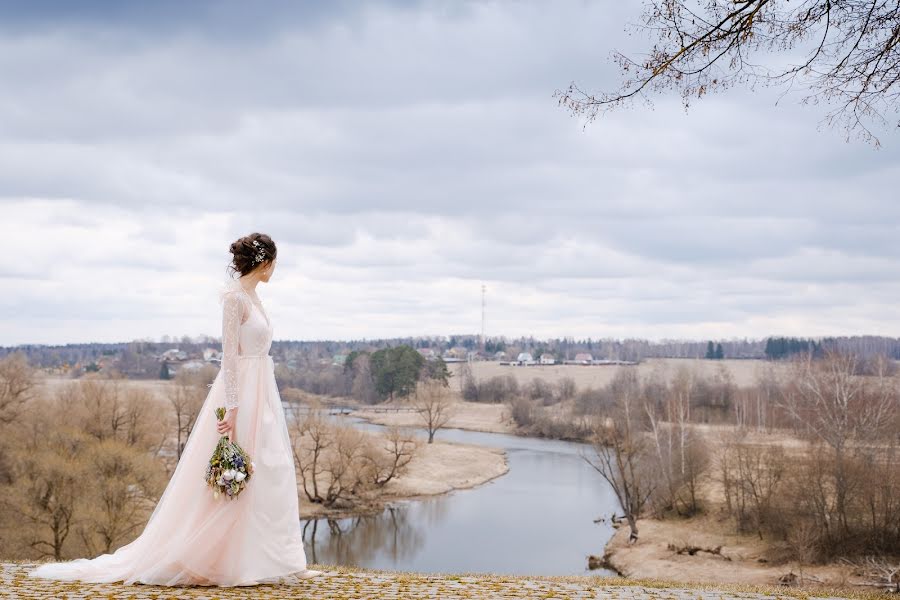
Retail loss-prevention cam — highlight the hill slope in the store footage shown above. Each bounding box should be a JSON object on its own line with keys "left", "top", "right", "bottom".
{"left": 3, "top": 561, "right": 870, "bottom": 600}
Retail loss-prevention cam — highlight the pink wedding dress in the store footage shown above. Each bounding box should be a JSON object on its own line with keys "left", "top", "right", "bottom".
{"left": 27, "top": 279, "right": 313, "bottom": 587}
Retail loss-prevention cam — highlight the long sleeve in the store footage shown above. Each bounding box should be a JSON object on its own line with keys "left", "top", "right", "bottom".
{"left": 221, "top": 290, "right": 244, "bottom": 410}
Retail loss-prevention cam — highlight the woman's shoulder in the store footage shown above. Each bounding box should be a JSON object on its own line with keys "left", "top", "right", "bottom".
{"left": 218, "top": 279, "right": 249, "bottom": 306}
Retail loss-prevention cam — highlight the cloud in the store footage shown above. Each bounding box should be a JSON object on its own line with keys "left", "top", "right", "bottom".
{"left": 1, "top": 0, "right": 898, "bottom": 345}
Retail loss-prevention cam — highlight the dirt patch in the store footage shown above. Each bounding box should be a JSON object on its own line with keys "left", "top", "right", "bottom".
{"left": 353, "top": 399, "right": 516, "bottom": 435}
{"left": 603, "top": 515, "right": 852, "bottom": 588}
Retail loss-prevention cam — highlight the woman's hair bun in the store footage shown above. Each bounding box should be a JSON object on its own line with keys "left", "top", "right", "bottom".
{"left": 227, "top": 232, "right": 277, "bottom": 277}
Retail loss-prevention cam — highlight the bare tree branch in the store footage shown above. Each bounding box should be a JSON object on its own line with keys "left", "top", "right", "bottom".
{"left": 557, "top": 0, "right": 900, "bottom": 145}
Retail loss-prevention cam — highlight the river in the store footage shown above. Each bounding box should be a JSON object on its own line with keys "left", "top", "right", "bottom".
{"left": 299, "top": 415, "right": 621, "bottom": 576}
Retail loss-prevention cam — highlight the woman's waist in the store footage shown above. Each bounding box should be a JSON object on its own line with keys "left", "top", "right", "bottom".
{"left": 238, "top": 353, "right": 272, "bottom": 359}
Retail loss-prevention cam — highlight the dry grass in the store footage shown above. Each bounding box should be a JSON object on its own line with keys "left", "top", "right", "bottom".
{"left": 599, "top": 516, "right": 897, "bottom": 596}
{"left": 353, "top": 399, "right": 515, "bottom": 434}
{"left": 452, "top": 358, "right": 784, "bottom": 389}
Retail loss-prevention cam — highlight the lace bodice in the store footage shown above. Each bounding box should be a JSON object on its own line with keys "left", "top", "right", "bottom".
{"left": 219, "top": 279, "right": 274, "bottom": 409}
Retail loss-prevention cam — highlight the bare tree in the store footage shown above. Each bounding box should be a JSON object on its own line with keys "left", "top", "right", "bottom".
{"left": 458, "top": 361, "right": 474, "bottom": 396}
{"left": 718, "top": 435, "right": 786, "bottom": 538}
{"left": 557, "top": 377, "right": 577, "bottom": 402}
{"left": 168, "top": 377, "right": 206, "bottom": 459}
{"left": 557, "top": 1, "right": 900, "bottom": 144}
{"left": 0, "top": 352, "right": 36, "bottom": 425}
{"left": 350, "top": 353, "right": 378, "bottom": 405}
{"left": 290, "top": 404, "right": 421, "bottom": 508}
{"left": 321, "top": 426, "right": 367, "bottom": 505}
{"left": 73, "top": 378, "right": 126, "bottom": 442}
{"left": 363, "top": 426, "right": 420, "bottom": 487}
{"left": 77, "top": 439, "right": 163, "bottom": 555}
{"left": 290, "top": 405, "right": 333, "bottom": 504}
{"left": 582, "top": 367, "right": 657, "bottom": 543}
{"left": 842, "top": 556, "right": 900, "bottom": 592}
{"left": 6, "top": 430, "right": 89, "bottom": 559}
{"left": 643, "top": 368, "right": 709, "bottom": 516}
{"left": 415, "top": 380, "right": 454, "bottom": 444}
{"left": 778, "top": 352, "right": 899, "bottom": 539}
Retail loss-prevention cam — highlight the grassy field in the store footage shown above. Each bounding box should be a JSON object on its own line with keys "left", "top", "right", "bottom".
{"left": 36, "top": 375, "right": 174, "bottom": 403}
{"left": 452, "top": 358, "right": 784, "bottom": 389}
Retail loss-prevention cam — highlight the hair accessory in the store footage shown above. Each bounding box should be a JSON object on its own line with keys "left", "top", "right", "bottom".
{"left": 251, "top": 239, "right": 267, "bottom": 265}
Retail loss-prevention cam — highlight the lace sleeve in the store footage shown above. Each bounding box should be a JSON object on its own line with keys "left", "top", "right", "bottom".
{"left": 221, "top": 290, "right": 245, "bottom": 410}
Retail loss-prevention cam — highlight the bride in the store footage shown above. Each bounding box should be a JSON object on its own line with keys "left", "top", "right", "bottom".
{"left": 27, "top": 233, "right": 322, "bottom": 587}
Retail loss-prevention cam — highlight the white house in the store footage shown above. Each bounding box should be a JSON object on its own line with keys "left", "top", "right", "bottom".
{"left": 540, "top": 354, "right": 555, "bottom": 365}
{"left": 574, "top": 352, "right": 593, "bottom": 364}
{"left": 417, "top": 348, "right": 437, "bottom": 360}
{"left": 516, "top": 352, "right": 534, "bottom": 365}
{"left": 160, "top": 348, "right": 188, "bottom": 362}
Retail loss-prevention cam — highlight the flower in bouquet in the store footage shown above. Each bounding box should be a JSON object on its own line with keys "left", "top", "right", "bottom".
{"left": 205, "top": 406, "right": 255, "bottom": 500}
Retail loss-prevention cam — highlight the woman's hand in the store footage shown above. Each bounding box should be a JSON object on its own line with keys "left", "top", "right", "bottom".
{"left": 217, "top": 407, "right": 238, "bottom": 441}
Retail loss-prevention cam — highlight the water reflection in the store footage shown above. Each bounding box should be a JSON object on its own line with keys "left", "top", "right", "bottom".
{"left": 299, "top": 415, "right": 621, "bottom": 576}
{"left": 304, "top": 504, "right": 428, "bottom": 566}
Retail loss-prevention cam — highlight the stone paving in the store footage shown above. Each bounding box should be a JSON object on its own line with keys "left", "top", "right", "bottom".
{"left": 2, "top": 562, "right": 861, "bottom": 600}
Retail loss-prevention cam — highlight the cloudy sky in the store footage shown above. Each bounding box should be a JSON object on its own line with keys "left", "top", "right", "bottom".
{"left": 2, "top": 0, "right": 898, "bottom": 346}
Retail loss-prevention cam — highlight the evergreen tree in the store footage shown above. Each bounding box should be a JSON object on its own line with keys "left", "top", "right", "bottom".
{"left": 714, "top": 343, "right": 724, "bottom": 360}
{"left": 705, "top": 341, "right": 715, "bottom": 359}
{"left": 370, "top": 345, "right": 425, "bottom": 401}
{"left": 422, "top": 356, "right": 452, "bottom": 387}
{"left": 159, "top": 362, "right": 171, "bottom": 380}
{"left": 764, "top": 336, "right": 821, "bottom": 360}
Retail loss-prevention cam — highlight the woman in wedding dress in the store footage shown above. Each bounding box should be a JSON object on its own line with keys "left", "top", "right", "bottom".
{"left": 27, "top": 233, "right": 321, "bottom": 587}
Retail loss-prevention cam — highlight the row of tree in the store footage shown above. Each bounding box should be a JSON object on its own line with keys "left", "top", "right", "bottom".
{"left": 12, "top": 336, "right": 900, "bottom": 381}
{"left": 764, "top": 337, "right": 822, "bottom": 360}
{"left": 342, "top": 346, "right": 450, "bottom": 404}
{"left": 585, "top": 353, "right": 900, "bottom": 562}
{"left": 0, "top": 351, "right": 459, "bottom": 561}
{"left": 704, "top": 341, "right": 724, "bottom": 360}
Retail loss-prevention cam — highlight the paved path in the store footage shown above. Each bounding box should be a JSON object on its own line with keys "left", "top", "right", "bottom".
{"left": 2, "top": 562, "right": 855, "bottom": 600}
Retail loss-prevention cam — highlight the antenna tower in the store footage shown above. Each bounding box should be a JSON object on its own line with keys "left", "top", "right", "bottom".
{"left": 481, "top": 283, "right": 486, "bottom": 351}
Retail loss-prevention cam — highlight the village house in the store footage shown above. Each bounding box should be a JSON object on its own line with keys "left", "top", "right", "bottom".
{"left": 417, "top": 348, "right": 438, "bottom": 360}
{"left": 573, "top": 352, "right": 593, "bottom": 364}
{"left": 160, "top": 348, "right": 188, "bottom": 362}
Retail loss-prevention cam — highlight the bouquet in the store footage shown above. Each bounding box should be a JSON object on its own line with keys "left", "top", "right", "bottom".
{"left": 205, "top": 406, "right": 255, "bottom": 500}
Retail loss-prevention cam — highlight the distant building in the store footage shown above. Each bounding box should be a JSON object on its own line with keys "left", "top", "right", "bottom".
{"left": 332, "top": 354, "right": 348, "bottom": 366}
{"left": 516, "top": 352, "right": 534, "bottom": 365}
{"left": 574, "top": 352, "right": 593, "bottom": 364}
{"left": 540, "top": 354, "right": 556, "bottom": 365}
{"left": 417, "top": 348, "right": 438, "bottom": 360}
{"left": 494, "top": 351, "right": 507, "bottom": 361}
{"left": 180, "top": 360, "right": 207, "bottom": 372}
{"left": 203, "top": 348, "right": 223, "bottom": 363}
{"left": 160, "top": 348, "right": 188, "bottom": 362}
{"left": 163, "top": 359, "right": 206, "bottom": 377}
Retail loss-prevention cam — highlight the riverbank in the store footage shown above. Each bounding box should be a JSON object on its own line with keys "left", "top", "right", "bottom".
{"left": 298, "top": 437, "right": 509, "bottom": 520}
{"left": 602, "top": 515, "right": 855, "bottom": 588}
{"left": 351, "top": 398, "right": 516, "bottom": 434}
{"left": 6, "top": 560, "right": 875, "bottom": 600}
